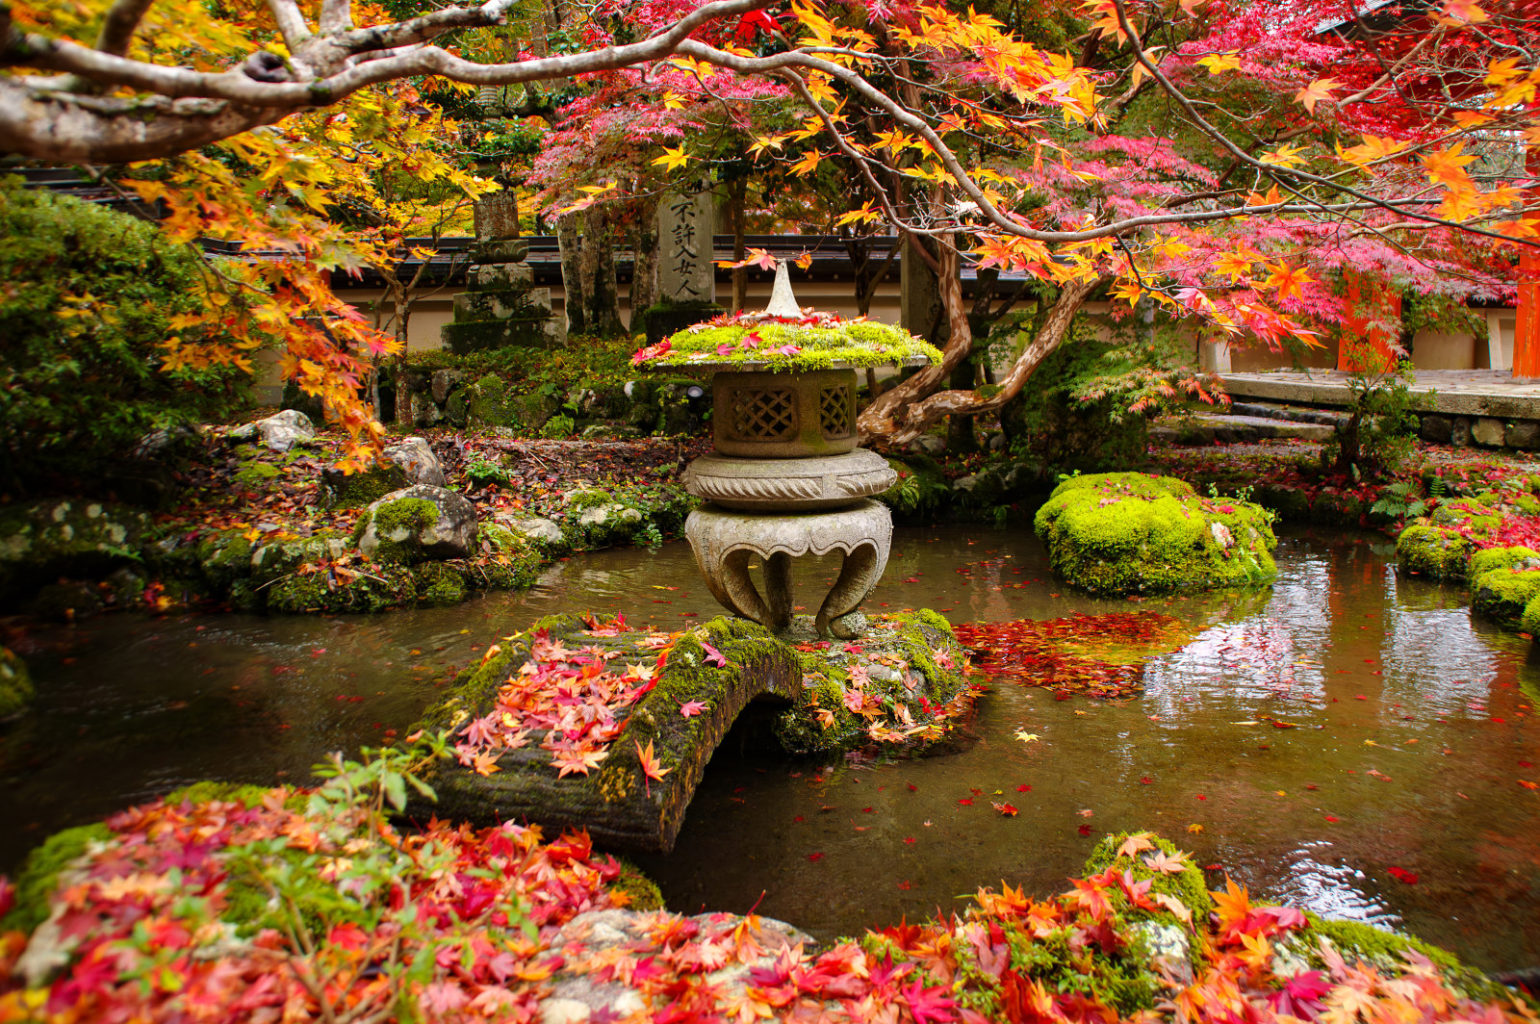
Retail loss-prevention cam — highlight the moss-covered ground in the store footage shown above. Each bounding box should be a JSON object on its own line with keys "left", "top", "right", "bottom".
{"left": 0, "top": 427, "right": 709, "bottom": 621}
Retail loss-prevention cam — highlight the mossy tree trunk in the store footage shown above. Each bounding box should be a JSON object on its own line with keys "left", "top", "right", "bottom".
{"left": 628, "top": 192, "right": 660, "bottom": 332}
{"left": 727, "top": 177, "right": 747, "bottom": 312}
{"left": 580, "top": 206, "right": 624, "bottom": 338}
{"left": 557, "top": 212, "right": 586, "bottom": 336}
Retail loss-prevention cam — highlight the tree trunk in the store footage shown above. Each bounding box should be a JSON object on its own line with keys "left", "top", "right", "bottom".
{"left": 557, "top": 213, "right": 586, "bottom": 336}
{"left": 728, "top": 178, "right": 747, "bottom": 312}
{"left": 859, "top": 275, "right": 1099, "bottom": 446}
{"left": 584, "top": 205, "right": 624, "bottom": 337}
{"left": 944, "top": 357, "right": 978, "bottom": 453}
{"left": 628, "top": 193, "right": 660, "bottom": 331}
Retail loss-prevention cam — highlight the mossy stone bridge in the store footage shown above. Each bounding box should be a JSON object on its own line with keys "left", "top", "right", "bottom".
{"left": 413, "top": 611, "right": 967, "bottom": 853}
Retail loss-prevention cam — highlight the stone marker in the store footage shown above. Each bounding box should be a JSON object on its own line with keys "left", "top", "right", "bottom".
{"left": 658, "top": 185, "right": 715, "bottom": 304}
{"left": 645, "top": 184, "right": 723, "bottom": 345}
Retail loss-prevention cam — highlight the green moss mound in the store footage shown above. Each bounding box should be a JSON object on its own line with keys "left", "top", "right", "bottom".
{"left": 2, "top": 822, "right": 113, "bottom": 933}
{"left": 1281, "top": 913, "right": 1512, "bottom": 1003}
{"left": 1471, "top": 568, "right": 1540, "bottom": 627}
{"left": 644, "top": 316, "right": 942, "bottom": 372}
{"left": 1033, "top": 473, "right": 1278, "bottom": 596}
{"left": 1396, "top": 524, "right": 1474, "bottom": 580}
{"left": 266, "top": 562, "right": 419, "bottom": 615}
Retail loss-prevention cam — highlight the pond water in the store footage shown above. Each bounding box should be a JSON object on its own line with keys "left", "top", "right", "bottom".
{"left": 3, "top": 526, "right": 1538, "bottom": 974}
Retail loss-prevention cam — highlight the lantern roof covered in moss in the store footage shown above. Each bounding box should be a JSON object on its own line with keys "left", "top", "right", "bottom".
{"left": 634, "top": 263, "right": 939, "bottom": 373}
{"left": 632, "top": 309, "right": 941, "bottom": 373}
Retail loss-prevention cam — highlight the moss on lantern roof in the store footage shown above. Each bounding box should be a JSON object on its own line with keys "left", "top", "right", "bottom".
{"left": 631, "top": 311, "right": 942, "bottom": 372}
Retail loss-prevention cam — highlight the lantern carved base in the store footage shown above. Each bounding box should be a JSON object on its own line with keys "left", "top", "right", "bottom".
{"left": 684, "top": 500, "right": 893, "bottom": 639}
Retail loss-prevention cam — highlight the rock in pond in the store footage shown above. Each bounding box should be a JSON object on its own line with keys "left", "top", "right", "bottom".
{"left": 354, "top": 485, "right": 479, "bottom": 563}
{"left": 226, "top": 409, "right": 315, "bottom": 452}
{"left": 1033, "top": 473, "right": 1277, "bottom": 595}
{"left": 496, "top": 515, "right": 564, "bottom": 547}
{"left": 412, "top": 610, "right": 975, "bottom": 852}
{"left": 0, "top": 646, "right": 33, "bottom": 717}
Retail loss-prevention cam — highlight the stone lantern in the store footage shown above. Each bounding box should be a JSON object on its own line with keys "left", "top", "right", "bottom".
{"left": 636, "top": 265, "right": 938, "bottom": 638}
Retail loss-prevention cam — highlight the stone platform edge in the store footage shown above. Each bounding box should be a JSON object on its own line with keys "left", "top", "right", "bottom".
{"left": 1220, "top": 375, "right": 1540, "bottom": 450}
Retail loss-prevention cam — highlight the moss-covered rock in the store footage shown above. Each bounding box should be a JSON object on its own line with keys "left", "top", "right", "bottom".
{"left": 1471, "top": 568, "right": 1540, "bottom": 627}
{"left": 233, "top": 460, "right": 281, "bottom": 487}
{"left": 0, "top": 500, "right": 151, "bottom": 602}
{"left": 413, "top": 562, "right": 469, "bottom": 606}
{"left": 197, "top": 531, "right": 254, "bottom": 590}
{"left": 321, "top": 462, "right": 409, "bottom": 509}
{"left": 266, "top": 563, "right": 419, "bottom": 615}
{"left": 1468, "top": 545, "right": 1540, "bottom": 581}
{"left": 466, "top": 373, "right": 514, "bottom": 427}
{"left": 2, "top": 821, "right": 113, "bottom": 933}
{"left": 1033, "top": 473, "right": 1277, "bottom": 596}
{"left": 1395, "top": 524, "right": 1473, "bottom": 580}
{"left": 354, "top": 486, "right": 479, "bottom": 564}
{"left": 1276, "top": 913, "right": 1512, "bottom": 1004}
{"left": 249, "top": 534, "right": 349, "bottom": 587}
{"left": 0, "top": 645, "right": 33, "bottom": 717}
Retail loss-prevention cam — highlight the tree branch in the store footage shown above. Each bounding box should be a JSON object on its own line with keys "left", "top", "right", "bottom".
{"left": 93, "top": 0, "right": 157, "bottom": 57}
{"left": 0, "top": 0, "right": 771, "bottom": 162}
{"left": 266, "top": 0, "right": 313, "bottom": 50}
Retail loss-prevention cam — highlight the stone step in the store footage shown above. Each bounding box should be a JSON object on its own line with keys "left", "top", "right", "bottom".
{"left": 1228, "top": 401, "right": 1346, "bottom": 427}
{"left": 1151, "top": 413, "right": 1336, "bottom": 445}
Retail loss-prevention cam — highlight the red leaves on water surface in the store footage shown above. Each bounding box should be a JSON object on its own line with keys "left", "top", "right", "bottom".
{"left": 1388, "top": 865, "right": 1420, "bottom": 885}
{"left": 953, "top": 612, "right": 1189, "bottom": 699}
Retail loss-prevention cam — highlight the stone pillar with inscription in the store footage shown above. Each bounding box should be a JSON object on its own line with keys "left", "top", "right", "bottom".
{"left": 442, "top": 192, "right": 566, "bottom": 353}
{"left": 644, "top": 184, "right": 724, "bottom": 345}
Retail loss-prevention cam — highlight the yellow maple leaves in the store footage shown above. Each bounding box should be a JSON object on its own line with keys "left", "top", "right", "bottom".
{"left": 652, "top": 146, "right": 690, "bottom": 172}
{"left": 1197, "top": 52, "right": 1242, "bottom": 75}
{"left": 1294, "top": 77, "right": 1339, "bottom": 114}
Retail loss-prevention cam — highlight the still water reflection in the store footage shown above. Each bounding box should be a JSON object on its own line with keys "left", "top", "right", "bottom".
{"left": 3, "top": 527, "right": 1537, "bottom": 972}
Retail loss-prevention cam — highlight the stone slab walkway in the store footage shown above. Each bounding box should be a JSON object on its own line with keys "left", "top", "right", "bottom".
{"left": 1151, "top": 413, "right": 1335, "bottom": 445}
{"left": 1222, "top": 369, "right": 1540, "bottom": 420}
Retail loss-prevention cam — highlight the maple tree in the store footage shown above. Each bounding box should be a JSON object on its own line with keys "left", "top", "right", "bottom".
{"left": 5, "top": 0, "right": 1538, "bottom": 450}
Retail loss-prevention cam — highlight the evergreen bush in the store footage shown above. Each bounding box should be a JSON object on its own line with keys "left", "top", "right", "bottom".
{"left": 0, "top": 181, "right": 253, "bottom": 491}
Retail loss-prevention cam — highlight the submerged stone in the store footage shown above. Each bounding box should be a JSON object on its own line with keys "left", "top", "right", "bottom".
{"left": 1033, "top": 473, "right": 1277, "bottom": 596}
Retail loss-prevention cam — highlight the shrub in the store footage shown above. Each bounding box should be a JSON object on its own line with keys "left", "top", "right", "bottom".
{"left": 0, "top": 181, "right": 253, "bottom": 492}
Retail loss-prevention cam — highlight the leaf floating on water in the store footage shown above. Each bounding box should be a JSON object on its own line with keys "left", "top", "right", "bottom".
{"left": 1015, "top": 731, "right": 1041, "bottom": 744}
{"left": 953, "top": 612, "right": 1191, "bottom": 700}
{"left": 992, "top": 802, "right": 1019, "bottom": 817}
